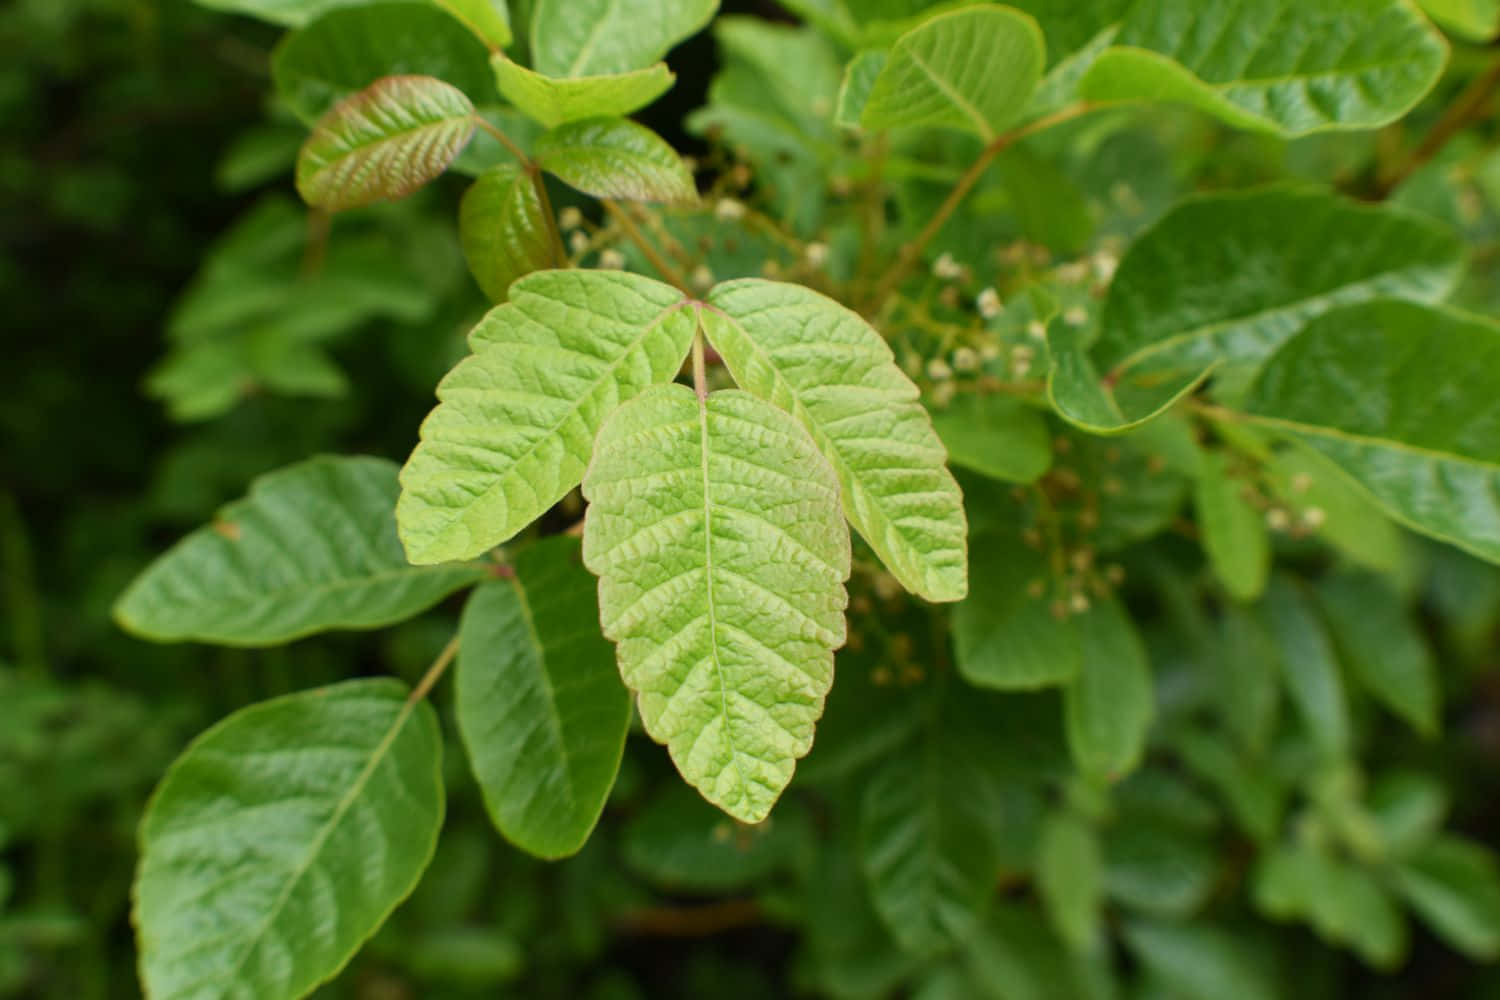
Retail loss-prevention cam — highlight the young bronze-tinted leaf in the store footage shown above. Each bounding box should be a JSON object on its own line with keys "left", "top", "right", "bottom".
{"left": 456, "top": 538, "right": 628, "bottom": 859}
{"left": 1064, "top": 598, "right": 1153, "bottom": 780}
{"left": 1258, "top": 575, "right": 1351, "bottom": 759}
{"left": 530, "top": 0, "right": 718, "bottom": 77}
{"left": 114, "top": 456, "right": 482, "bottom": 645}
{"left": 431, "top": 0, "right": 511, "bottom": 48}
{"left": 1086, "top": 189, "right": 1465, "bottom": 424}
{"left": 582, "top": 385, "right": 851, "bottom": 823}
{"left": 703, "top": 279, "right": 968, "bottom": 603}
{"left": 954, "top": 531, "right": 1080, "bottom": 690}
{"left": 534, "top": 118, "right": 697, "bottom": 203}
{"left": 459, "top": 164, "right": 555, "bottom": 303}
{"left": 296, "top": 76, "right": 476, "bottom": 212}
{"left": 1392, "top": 835, "right": 1500, "bottom": 959}
{"left": 860, "top": 5, "right": 1046, "bottom": 140}
{"left": 135, "top": 679, "right": 444, "bottom": 1000}
{"left": 1244, "top": 301, "right": 1500, "bottom": 566}
{"left": 398, "top": 271, "right": 694, "bottom": 564}
{"left": 931, "top": 394, "right": 1052, "bottom": 485}
{"left": 1317, "top": 572, "right": 1439, "bottom": 736}
{"left": 1194, "top": 451, "right": 1269, "bottom": 602}
{"left": 492, "top": 55, "right": 675, "bottom": 129}
{"left": 272, "top": 3, "right": 497, "bottom": 123}
{"left": 1420, "top": 0, "right": 1500, "bottom": 40}
{"left": 1081, "top": 0, "right": 1448, "bottom": 136}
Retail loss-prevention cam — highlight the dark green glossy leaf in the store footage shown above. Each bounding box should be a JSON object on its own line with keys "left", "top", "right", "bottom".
{"left": 1065, "top": 598, "right": 1153, "bottom": 780}
{"left": 115, "top": 456, "right": 483, "bottom": 645}
{"left": 135, "top": 679, "right": 444, "bottom": 1000}
{"left": 954, "top": 531, "right": 1080, "bottom": 690}
{"left": 931, "top": 394, "right": 1052, "bottom": 485}
{"left": 456, "top": 538, "right": 629, "bottom": 859}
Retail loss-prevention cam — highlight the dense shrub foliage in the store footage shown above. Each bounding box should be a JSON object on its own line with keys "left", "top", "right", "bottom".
{"left": 7, "top": 0, "right": 1500, "bottom": 997}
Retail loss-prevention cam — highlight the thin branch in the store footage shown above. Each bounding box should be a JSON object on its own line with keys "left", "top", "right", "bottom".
{"left": 869, "top": 103, "right": 1095, "bottom": 307}
{"left": 408, "top": 634, "right": 461, "bottom": 705}
{"left": 614, "top": 899, "right": 763, "bottom": 936}
{"left": 1377, "top": 54, "right": 1500, "bottom": 198}
{"left": 472, "top": 115, "right": 532, "bottom": 166}
{"left": 603, "top": 199, "right": 691, "bottom": 292}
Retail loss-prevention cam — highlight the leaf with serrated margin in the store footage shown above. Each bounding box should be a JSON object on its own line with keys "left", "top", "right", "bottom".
{"left": 1082, "top": 0, "right": 1448, "bottom": 136}
{"left": 704, "top": 279, "right": 967, "bottom": 602}
{"left": 456, "top": 537, "right": 629, "bottom": 859}
{"left": 860, "top": 5, "right": 1045, "bottom": 140}
{"left": 272, "top": 3, "right": 498, "bottom": 124}
{"left": 398, "top": 270, "right": 696, "bottom": 564}
{"left": 1050, "top": 188, "right": 1465, "bottom": 432}
{"left": 1243, "top": 300, "right": 1500, "bottom": 566}
{"left": 535, "top": 117, "right": 697, "bottom": 203}
{"left": 493, "top": 55, "right": 675, "bottom": 129}
{"left": 582, "top": 385, "right": 851, "bottom": 823}
{"left": 134, "top": 679, "right": 444, "bottom": 1000}
{"left": 531, "top": 0, "right": 718, "bottom": 77}
{"left": 459, "top": 164, "right": 556, "bottom": 303}
{"left": 296, "top": 75, "right": 476, "bottom": 212}
{"left": 114, "top": 456, "right": 483, "bottom": 645}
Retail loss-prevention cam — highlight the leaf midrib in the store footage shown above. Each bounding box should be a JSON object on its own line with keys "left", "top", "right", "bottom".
{"left": 900, "top": 43, "right": 995, "bottom": 141}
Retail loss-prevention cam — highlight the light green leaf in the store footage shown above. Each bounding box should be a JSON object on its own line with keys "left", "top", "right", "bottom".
{"left": 431, "top": 0, "right": 512, "bottom": 48}
{"left": 115, "top": 457, "right": 482, "bottom": 646}
{"left": 272, "top": 3, "right": 498, "bottom": 124}
{"left": 1245, "top": 301, "right": 1500, "bottom": 566}
{"left": 703, "top": 279, "right": 968, "bottom": 603}
{"left": 859, "top": 697, "right": 1012, "bottom": 954}
{"left": 456, "top": 537, "right": 629, "bottom": 859}
{"left": 954, "top": 530, "right": 1080, "bottom": 690}
{"left": 398, "top": 270, "right": 695, "bottom": 564}
{"left": 1392, "top": 835, "right": 1500, "bottom": 959}
{"left": 582, "top": 385, "right": 851, "bottom": 823}
{"left": 1037, "top": 811, "right": 1103, "bottom": 952}
{"left": 1194, "top": 451, "right": 1269, "bottom": 602}
{"left": 1075, "top": 189, "right": 1465, "bottom": 430}
{"left": 1065, "top": 598, "right": 1153, "bottom": 780}
{"left": 1316, "top": 571, "right": 1439, "bottom": 736}
{"left": 1420, "top": 0, "right": 1500, "bottom": 40}
{"left": 1258, "top": 575, "right": 1351, "bottom": 759}
{"left": 835, "top": 50, "right": 888, "bottom": 129}
{"left": 135, "top": 679, "right": 444, "bottom": 1000}
{"left": 492, "top": 55, "right": 675, "bottom": 129}
{"left": 1081, "top": 0, "right": 1448, "bottom": 136}
{"left": 860, "top": 5, "right": 1046, "bottom": 140}
{"left": 534, "top": 117, "right": 697, "bottom": 203}
{"left": 931, "top": 394, "right": 1052, "bottom": 484}
{"left": 296, "top": 75, "right": 477, "bottom": 212}
{"left": 531, "top": 0, "right": 718, "bottom": 77}
{"left": 1254, "top": 846, "right": 1408, "bottom": 967}
{"left": 1266, "top": 445, "right": 1406, "bottom": 574}
{"left": 459, "top": 164, "right": 557, "bottom": 303}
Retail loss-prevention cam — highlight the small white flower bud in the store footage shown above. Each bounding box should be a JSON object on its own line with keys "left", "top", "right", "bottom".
{"left": 926, "top": 358, "right": 953, "bottom": 381}
{"left": 1302, "top": 507, "right": 1327, "bottom": 530}
{"left": 1063, "top": 306, "right": 1089, "bottom": 327}
{"left": 977, "top": 287, "right": 1002, "bottom": 318}
{"left": 715, "top": 197, "right": 746, "bottom": 221}
{"left": 558, "top": 207, "right": 583, "bottom": 231}
{"left": 952, "top": 347, "right": 980, "bottom": 372}
{"left": 933, "top": 252, "right": 963, "bottom": 280}
{"left": 598, "top": 248, "right": 626, "bottom": 270}
{"left": 804, "top": 242, "right": 829, "bottom": 267}
{"left": 568, "top": 231, "right": 589, "bottom": 255}
{"left": 691, "top": 265, "right": 714, "bottom": 290}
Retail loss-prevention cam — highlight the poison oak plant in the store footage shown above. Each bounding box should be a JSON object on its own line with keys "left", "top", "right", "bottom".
{"left": 109, "top": 0, "right": 1500, "bottom": 997}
